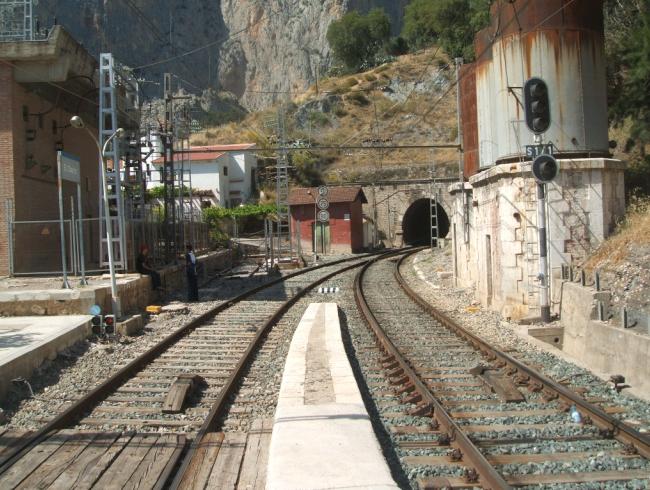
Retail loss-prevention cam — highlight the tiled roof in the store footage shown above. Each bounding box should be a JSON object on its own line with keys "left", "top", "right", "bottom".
{"left": 152, "top": 143, "right": 255, "bottom": 164}
{"left": 194, "top": 144, "right": 256, "bottom": 151}
{"left": 289, "top": 186, "right": 367, "bottom": 205}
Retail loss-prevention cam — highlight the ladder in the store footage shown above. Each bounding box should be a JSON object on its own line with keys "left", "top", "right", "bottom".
{"left": 274, "top": 106, "right": 292, "bottom": 258}
{"left": 523, "top": 182, "right": 540, "bottom": 310}
{"left": 429, "top": 185, "right": 439, "bottom": 248}
{"left": 98, "top": 53, "right": 127, "bottom": 270}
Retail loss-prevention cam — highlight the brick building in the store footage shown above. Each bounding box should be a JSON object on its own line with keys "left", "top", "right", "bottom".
{"left": 289, "top": 186, "right": 367, "bottom": 254}
{"left": 0, "top": 27, "right": 137, "bottom": 275}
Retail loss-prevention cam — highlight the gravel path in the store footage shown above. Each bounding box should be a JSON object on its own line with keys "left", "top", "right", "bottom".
{"left": 403, "top": 248, "right": 650, "bottom": 434}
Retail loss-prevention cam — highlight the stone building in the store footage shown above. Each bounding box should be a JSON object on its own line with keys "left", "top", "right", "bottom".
{"left": 451, "top": 0, "right": 625, "bottom": 320}
{"left": 0, "top": 26, "right": 138, "bottom": 275}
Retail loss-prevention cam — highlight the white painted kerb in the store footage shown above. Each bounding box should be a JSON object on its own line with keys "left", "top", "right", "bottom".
{"left": 266, "top": 303, "right": 398, "bottom": 490}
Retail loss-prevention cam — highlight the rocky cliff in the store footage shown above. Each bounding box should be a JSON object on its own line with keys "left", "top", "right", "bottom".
{"left": 36, "top": 0, "right": 408, "bottom": 110}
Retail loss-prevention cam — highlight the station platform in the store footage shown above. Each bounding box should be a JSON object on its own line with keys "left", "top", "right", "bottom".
{"left": 0, "top": 250, "right": 232, "bottom": 317}
{"left": 0, "top": 315, "right": 91, "bottom": 398}
{"left": 267, "top": 303, "right": 399, "bottom": 490}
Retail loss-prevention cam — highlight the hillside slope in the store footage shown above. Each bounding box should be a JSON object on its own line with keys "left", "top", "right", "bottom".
{"left": 37, "top": 0, "right": 408, "bottom": 110}
{"left": 191, "top": 48, "right": 460, "bottom": 184}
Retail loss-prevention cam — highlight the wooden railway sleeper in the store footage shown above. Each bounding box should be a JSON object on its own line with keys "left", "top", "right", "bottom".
{"left": 449, "top": 448, "right": 463, "bottom": 462}
{"left": 396, "top": 382, "right": 415, "bottom": 395}
{"left": 402, "top": 391, "right": 422, "bottom": 405}
{"left": 408, "top": 403, "right": 432, "bottom": 417}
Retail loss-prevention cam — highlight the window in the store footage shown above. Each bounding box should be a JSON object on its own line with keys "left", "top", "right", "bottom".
{"left": 344, "top": 213, "right": 351, "bottom": 221}
{"left": 223, "top": 165, "right": 228, "bottom": 176}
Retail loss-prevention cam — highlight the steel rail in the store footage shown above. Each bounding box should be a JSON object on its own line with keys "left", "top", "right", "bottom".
{"left": 354, "top": 250, "right": 511, "bottom": 490}
{"left": 0, "top": 253, "right": 379, "bottom": 477}
{"left": 394, "top": 250, "right": 650, "bottom": 460}
{"left": 167, "top": 251, "right": 400, "bottom": 488}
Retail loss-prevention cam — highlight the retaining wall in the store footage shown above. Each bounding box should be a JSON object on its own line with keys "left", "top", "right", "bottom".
{"left": 560, "top": 281, "right": 650, "bottom": 397}
{"left": 0, "top": 250, "right": 233, "bottom": 317}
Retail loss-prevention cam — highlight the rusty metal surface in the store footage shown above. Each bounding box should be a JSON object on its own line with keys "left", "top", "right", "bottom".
{"left": 459, "top": 63, "right": 479, "bottom": 179}
{"left": 473, "top": 0, "right": 609, "bottom": 168}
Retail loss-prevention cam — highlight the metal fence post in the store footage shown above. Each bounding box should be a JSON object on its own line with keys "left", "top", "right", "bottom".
{"left": 6, "top": 199, "right": 14, "bottom": 276}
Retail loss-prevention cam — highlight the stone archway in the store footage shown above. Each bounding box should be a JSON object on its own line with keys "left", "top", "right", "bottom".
{"left": 402, "top": 198, "right": 450, "bottom": 245}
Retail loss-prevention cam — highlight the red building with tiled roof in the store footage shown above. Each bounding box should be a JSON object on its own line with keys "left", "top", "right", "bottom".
{"left": 289, "top": 186, "right": 367, "bottom": 254}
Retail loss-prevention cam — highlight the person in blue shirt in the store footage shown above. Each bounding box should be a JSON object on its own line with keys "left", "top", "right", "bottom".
{"left": 185, "top": 243, "right": 199, "bottom": 302}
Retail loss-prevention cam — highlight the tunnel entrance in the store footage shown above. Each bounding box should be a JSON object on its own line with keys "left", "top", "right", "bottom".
{"left": 402, "top": 198, "right": 450, "bottom": 246}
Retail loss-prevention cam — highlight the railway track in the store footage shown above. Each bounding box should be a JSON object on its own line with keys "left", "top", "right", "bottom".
{"left": 0, "top": 253, "right": 384, "bottom": 489}
{"left": 353, "top": 250, "right": 650, "bottom": 489}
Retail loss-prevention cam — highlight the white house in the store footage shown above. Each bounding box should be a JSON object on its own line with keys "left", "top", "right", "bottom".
{"left": 151, "top": 144, "right": 257, "bottom": 208}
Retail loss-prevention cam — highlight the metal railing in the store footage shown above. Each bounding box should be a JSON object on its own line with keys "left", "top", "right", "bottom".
{"left": 7, "top": 205, "right": 213, "bottom": 278}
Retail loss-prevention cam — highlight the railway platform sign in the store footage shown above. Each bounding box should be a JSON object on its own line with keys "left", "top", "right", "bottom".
{"left": 525, "top": 143, "right": 554, "bottom": 158}
{"left": 317, "top": 210, "right": 330, "bottom": 222}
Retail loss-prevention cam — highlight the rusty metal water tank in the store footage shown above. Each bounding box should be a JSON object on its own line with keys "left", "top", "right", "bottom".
{"left": 474, "top": 0, "right": 608, "bottom": 168}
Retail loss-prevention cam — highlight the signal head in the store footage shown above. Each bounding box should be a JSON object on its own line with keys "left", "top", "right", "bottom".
{"left": 532, "top": 154, "right": 559, "bottom": 183}
{"left": 524, "top": 77, "right": 551, "bottom": 134}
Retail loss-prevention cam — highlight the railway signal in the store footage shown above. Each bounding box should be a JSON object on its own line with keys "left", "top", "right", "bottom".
{"left": 532, "top": 154, "right": 559, "bottom": 183}
{"left": 104, "top": 315, "right": 116, "bottom": 335}
{"left": 524, "top": 77, "right": 551, "bottom": 134}
{"left": 91, "top": 315, "right": 103, "bottom": 335}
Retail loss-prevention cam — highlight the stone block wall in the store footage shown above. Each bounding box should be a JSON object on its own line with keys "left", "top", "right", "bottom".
{"left": 561, "top": 281, "right": 650, "bottom": 399}
{"left": 450, "top": 158, "right": 625, "bottom": 319}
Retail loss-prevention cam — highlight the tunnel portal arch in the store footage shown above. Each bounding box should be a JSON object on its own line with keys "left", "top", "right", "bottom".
{"left": 402, "top": 198, "right": 450, "bottom": 246}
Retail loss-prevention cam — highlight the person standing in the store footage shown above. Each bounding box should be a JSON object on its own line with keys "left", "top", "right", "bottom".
{"left": 185, "top": 243, "right": 199, "bottom": 302}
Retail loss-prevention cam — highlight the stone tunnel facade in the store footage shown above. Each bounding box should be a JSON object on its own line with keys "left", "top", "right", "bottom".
{"left": 346, "top": 179, "right": 457, "bottom": 248}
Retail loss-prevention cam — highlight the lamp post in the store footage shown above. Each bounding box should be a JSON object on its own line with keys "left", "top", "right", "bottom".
{"left": 70, "top": 116, "right": 124, "bottom": 319}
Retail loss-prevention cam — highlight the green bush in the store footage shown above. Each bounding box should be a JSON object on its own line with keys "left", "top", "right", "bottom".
{"left": 327, "top": 8, "right": 392, "bottom": 72}
{"left": 308, "top": 111, "right": 330, "bottom": 127}
{"left": 346, "top": 91, "right": 370, "bottom": 106}
{"left": 334, "top": 106, "right": 349, "bottom": 117}
{"left": 402, "top": 0, "right": 490, "bottom": 60}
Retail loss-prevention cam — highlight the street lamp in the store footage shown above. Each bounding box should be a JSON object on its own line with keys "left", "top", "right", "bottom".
{"left": 70, "top": 116, "right": 124, "bottom": 318}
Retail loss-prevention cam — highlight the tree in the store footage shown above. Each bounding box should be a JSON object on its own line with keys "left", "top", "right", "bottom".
{"left": 402, "top": 0, "right": 490, "bottom": 60}
{"left": 327, "top": 9, "right": 392, "bottom": 71}
{"left": 605, "top": 0, "right": 650, "bottom": 195}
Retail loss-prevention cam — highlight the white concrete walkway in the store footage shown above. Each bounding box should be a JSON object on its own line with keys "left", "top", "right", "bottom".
{"left": 266, "top": 303, "right": 399, "bottom": 490}
{"left": 0, "top": 316, "right": 91, "bottom": 398}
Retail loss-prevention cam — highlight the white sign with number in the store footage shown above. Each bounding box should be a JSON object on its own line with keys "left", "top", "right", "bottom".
{"left": 317, "top": 197, "right": 329, "bottom": 210}
{"left": 317, "top": 210, "right": 330, "bottom": 222}
{"left": 318, "top": 185, "right": 328, "bottom": 197}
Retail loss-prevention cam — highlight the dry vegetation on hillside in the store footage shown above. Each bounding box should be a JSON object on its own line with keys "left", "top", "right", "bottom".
{"left": 191, "top": 49, "right": 460, "bottom": 184}
{"left": 582, "top": 197, "right": 650, "bottom": 323}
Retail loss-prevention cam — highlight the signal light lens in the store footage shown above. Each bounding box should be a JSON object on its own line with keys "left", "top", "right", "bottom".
{"left": 104, "top": 315, "right": 116, "bottom": 335}
{"left": 532, "top": 154, "right": 559, "bottom": 183}
{"left": 91, "top": 315, "right": 103, "bottom": 335}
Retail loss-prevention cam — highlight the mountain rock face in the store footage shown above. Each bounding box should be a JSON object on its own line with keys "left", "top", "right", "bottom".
{"left": 35, "top": 0, "right": 408, "bottom": 110}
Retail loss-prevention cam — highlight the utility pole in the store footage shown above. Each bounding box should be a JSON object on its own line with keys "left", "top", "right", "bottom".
{"left": 455, "top": 57, "right": 464, "bottom": 183}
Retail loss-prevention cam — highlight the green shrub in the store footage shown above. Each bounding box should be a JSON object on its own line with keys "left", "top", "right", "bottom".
{"left": 347, "top": 91, "right": 370, "bottom": 106}
{"left": 327, "top": 8, "right": 392, "bottom": 71}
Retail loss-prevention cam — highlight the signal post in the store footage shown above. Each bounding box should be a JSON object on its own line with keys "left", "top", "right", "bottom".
{"left": 524, "top": 77, "right": 559, "bottom": 323}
